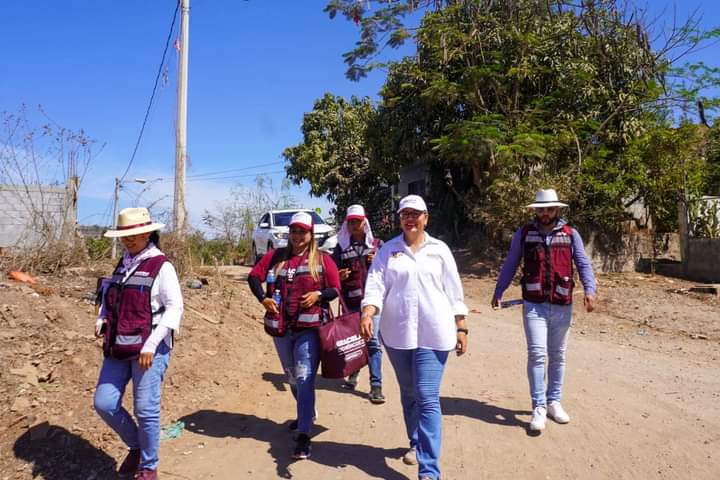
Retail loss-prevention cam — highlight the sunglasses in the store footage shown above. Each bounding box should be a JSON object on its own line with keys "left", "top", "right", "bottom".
{"left": 535, "top": 207, "right": 558, "bottom": 213}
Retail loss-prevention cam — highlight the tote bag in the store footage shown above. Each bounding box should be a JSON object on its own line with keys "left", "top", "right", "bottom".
{"left": 318, "top": 294, "right": 368, "bottom": 379}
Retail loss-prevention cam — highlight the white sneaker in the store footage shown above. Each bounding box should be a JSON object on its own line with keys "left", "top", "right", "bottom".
{"left": 547, "top": 401, "right": 570, "bottom": 424}
{"left": 530, "top": 406, "right": 547, "bottom": 431}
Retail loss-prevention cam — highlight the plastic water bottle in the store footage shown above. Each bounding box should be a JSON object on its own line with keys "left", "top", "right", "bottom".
{"left": 266, "top": 270, "right": 281, "bottom": 307}
{"left": 272, "top": 289, "right": 282, "bottom": 307}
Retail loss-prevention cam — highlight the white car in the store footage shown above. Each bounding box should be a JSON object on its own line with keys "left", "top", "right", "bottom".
{"left": 251, "top": 209, "right": 337, "bottom": 263}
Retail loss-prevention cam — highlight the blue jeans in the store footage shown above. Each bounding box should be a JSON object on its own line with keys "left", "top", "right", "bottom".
{"left": 523, "top": 301, "right": 572, "bottom": 408}
{"left": 386, "top": 346, "right": 449, "bottom": 480}
{"left": 273, "top": 328, "right": 320, "bottom": 435}
{"left": 94, "top": 342, "right": 171, "bottom": 471}
{"left": 367, "top": 315, "right": 383, "bottom": 386}
{"left": 350, "top": 315, "right": 383, "bottom": 386}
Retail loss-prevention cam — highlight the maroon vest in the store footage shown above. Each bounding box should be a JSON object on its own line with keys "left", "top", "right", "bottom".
{"left": 264, "top": 252, "right": 327, "bottom": 336}
{"left": 103, "top": 255, "right": 167, "bottom": 359}
{"left": 521, "top": 224, "right": 574, "bottom": 305}
{"left": 338, "top": 239, "right": 380, "bottom": 311}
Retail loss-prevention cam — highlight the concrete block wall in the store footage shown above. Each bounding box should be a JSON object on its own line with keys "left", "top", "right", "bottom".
{"left": 0, "top": 184, "right": 76, "bottom": 248}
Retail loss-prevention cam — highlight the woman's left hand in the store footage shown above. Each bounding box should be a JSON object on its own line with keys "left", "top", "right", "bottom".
{"left": 139, "top": 352, "right": 154, "bottom": 370}
{"left": 299, "top": 291, "right": 320, "bottom": 309}
{"left": 456, "top": 332, "right": 468, "bottom": 356}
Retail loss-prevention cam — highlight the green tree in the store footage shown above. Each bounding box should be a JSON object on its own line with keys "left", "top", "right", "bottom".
{"left": 327, "top": 0, "right": 720, "bottom": 242}
{"left": 707, "top": 125, "right": 720, "bottom": 195}
{"left": 624, "top": 123, "right": 709, "bottom": 233}
{"left": 283, "top": 94, "right": 396, "bottom": 230}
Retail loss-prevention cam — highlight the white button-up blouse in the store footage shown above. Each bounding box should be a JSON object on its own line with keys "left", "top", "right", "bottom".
{"left": 362, "top": 233, "right": 468, "bottom": 351}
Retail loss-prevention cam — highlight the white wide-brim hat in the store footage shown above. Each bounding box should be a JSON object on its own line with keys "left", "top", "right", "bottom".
{"left": 104, "top": 207, "right": 165, "bottom": 238}
{"left": 526, "top": 189, "right": 568, "bottom": 209}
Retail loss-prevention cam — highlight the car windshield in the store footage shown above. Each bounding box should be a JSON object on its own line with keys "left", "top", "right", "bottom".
{"left": 273, "top": 211, "right": 326, "bottom": 227}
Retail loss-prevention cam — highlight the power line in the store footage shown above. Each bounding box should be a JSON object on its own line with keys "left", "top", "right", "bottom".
{"left": 187, "top": 161, "right": 284, "bottom": 178}
{"left": 153, "top": 162, "right": 287, "bottom": 182}
{"left": 185, "top": 161, "right": 285, "bottom": 179}
{"left": 186, "top": 170, "right": 286, "bottom": 183}
{"left": 118, "top": 1, "right": 180, "bottom": 184}
{"left": 154, "top": 169, "right": 286, "bottom": 183}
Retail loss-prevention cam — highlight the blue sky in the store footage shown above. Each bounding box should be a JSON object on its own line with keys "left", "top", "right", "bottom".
{"left": 1, "top": 1, "right": 719, "bottom": 231}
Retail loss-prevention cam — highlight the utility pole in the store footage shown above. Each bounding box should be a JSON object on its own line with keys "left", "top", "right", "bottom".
{"left": 174, "top": 0, "right": 190, "bottom": 237}
{"left": 111, "top": 177, "right": 120, "bottom": 259}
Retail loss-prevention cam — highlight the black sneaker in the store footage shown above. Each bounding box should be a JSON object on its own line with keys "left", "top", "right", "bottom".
{"left": 288, "top": 420, "right": 298, "bottom": 432}
{"left": 342, "top": 371, "right": 359, "bottom": 390}
{"left": 292, "top": 433, "right": 311, "bottom": 460}
{"left": 368, "top": 385, "right": 386, "bottom": 404}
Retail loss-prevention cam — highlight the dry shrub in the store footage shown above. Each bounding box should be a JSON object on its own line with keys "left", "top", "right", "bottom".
{"left": 0, "top": 240, "right": 89, "bottom": 276}
{"left": 159, "top": 233, "right": 195, "bottom": 277}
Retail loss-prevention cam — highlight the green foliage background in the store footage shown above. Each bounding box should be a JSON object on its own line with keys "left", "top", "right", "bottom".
{"left": 285, "top": 0, "right": 720, "bottom": 246}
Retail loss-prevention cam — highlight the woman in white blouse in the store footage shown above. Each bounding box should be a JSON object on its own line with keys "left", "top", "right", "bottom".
{"left": 93, "top": 208, "right": 183, "bottom": 480}
{"left": 361, "top": 195, "right": 468, "bottom": 480}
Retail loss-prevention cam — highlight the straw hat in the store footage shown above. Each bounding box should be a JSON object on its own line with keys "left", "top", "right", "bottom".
{"left": 104, "top": 207, "right": 165, "bottom": 238}
{"left": 526, "top": 189, "right": 568, "bottom": 209}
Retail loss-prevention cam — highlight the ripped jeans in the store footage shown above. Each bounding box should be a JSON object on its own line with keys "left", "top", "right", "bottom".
{"left": 273, "top": 328, "right": 320, "bottom": 435}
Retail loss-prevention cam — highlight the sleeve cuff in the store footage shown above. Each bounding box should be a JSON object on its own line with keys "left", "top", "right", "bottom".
{"left": 360, "top": 298, "right": 382, "bottom": 314}
{"left": 452, "top": 302, "right": 469, "bottom": 316}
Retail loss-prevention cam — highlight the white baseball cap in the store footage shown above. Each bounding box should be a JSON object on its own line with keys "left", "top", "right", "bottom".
{"left": 345, "top": 204, "right": 366, "bottom": 221}
{"left": 289, "top": 211, "right": 313, "bottom": 231}
{"left": 397, "top": 194, "right": 427, "bottom": 213}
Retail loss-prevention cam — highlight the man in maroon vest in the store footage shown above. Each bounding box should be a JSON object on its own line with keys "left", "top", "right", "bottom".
{"left": 492, "top": 189, "right": 597, "bottom": 432}
{"left": 332, "top": 204, "right": 385, "bottom": 404}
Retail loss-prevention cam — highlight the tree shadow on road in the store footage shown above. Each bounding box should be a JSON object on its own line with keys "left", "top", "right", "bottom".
{"left": 441, "top": 396, "right": 533, "bottom": 433}
{"left": 180, "top": 409, "right": 408, "bottom": 479}
{"left": 13, "top": 422, "right": 117, "bottom": 480}
{"left": 262, "top": 371, "right": 369, "bottom": 400}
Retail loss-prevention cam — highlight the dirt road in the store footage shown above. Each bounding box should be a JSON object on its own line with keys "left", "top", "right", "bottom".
{"left": 2, "top": 265, "right": 719, "bottom": 479}
{"left": 156, "top": 270, "right": 720, "bottom": 480}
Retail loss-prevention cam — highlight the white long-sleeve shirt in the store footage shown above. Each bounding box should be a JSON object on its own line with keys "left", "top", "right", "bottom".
{"left": 97, "top": 245, "right": 183, "bottom": 353}
{"left": 362, "top": 233, "right": 468, "bottom": 351}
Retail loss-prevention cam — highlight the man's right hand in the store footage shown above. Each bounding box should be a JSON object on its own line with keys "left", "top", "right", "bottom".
{"left": 262, "top": 298, "right": 279, "bottom": 314}
{"left": 491, "top": 296, "right": 501, "bottom": 309}
{"left": 339, "top": 268, "right": 351, "bottom": 281}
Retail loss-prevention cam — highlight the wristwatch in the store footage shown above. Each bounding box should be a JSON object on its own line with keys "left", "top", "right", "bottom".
{"left": 457, "top": 328, "right": 469, "bottom": 335}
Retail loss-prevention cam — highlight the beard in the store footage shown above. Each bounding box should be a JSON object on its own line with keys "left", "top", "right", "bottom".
{"left": 537, "top": 214, "right": 557, "bottom": 226}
